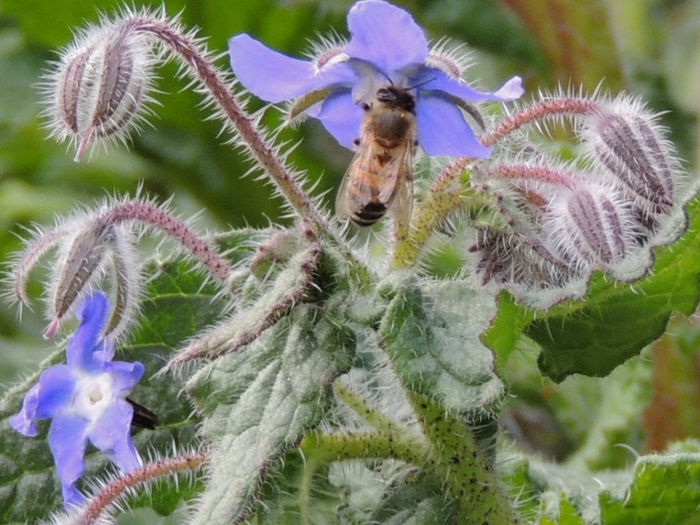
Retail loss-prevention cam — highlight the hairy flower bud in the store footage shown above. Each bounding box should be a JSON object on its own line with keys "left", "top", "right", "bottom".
{"left": 45, "top": 20, "right": 156, "bottom": 160}
{"left": 470, "top": 228, "right": 578, "bottom": 287}
{"left": 580, "top": 97, "right": 681, "bottom": 216}
{"left": 544, "top": 184, "right": 632, "bottom": 269}
{"left": 48, "top": 223, "right": 114, "bottom": 337}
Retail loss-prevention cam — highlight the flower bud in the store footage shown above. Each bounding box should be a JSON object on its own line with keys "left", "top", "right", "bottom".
{"left": 469, "top": 228, "right": 576, "bottom": 289}
{"left": 544, "top": 183, "right": 632, "bottom": 269}
{"left": 46, "top": 21, "right": 155, "bottom": 160}
{"left": 48, "top": 223, "right": 114, "bottom": 337}
{"left": 581, "top": 98, "right": 680, "bottom": 215}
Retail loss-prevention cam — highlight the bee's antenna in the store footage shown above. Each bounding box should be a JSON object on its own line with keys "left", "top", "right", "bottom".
{"left": 378, "top": 70, "right": 394, "bottom": 86}
{"left": 406, "top": 76, "right": 436, "bottom": 90}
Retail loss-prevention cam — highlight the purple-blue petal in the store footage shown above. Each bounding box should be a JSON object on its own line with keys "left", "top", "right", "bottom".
{"left": 35, "top": 365, "right": 76, "bottom": 419}
{"left": 89, "top": 399, "right": 140, "bottom": 472}
{"left": 416, "top": 93, "right": 492, "bottom": 157}
{"left": 10, "top": 384, "right": 41, "bottom": 437}
{"left": 49, "top": 413, "right": 88, "bottom": 506}
{"left": 66, "top": 291, "right": 110, "bottom": 371}
{"left": 230, "top": 34, "right": 356, "bottom": 103}
{"left": 316, "top": 91, "right": 364, "bottom": 150}
{"left": 345, "top": 0, "right": 428, "bottom": 72}
{"left": 419, "top": 71, "right": 524, "bottom": 102}
{"left": 103, "top": 360, "right": 145, "bottom": 395}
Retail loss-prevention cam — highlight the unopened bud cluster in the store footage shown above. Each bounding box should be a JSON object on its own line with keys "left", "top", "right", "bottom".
{"left": 469, "top": 94, "right": 692, "bottom": 307}
{"left": 6, "top": 196, "right": 232, "bottom": 340}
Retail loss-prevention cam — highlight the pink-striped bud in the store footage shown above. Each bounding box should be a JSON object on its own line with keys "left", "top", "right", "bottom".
{"left": 544, "top": 184, "right": 633, "bottom": 269}
{"left": 469, "top": 228, "right": 578, "bottom": 289}
{"left": 580, "top": 97, "right": 681, "bottom": 215}
{"left": 45, "top": 20, "right": 155, "bottom": 160}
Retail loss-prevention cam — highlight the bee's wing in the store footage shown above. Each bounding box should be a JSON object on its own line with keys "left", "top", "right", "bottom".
{"left": 379, "top": 135, "right": 416, "bottom": 229}
{"left": 335, "top": 136, "right": 375, "bottom": 220}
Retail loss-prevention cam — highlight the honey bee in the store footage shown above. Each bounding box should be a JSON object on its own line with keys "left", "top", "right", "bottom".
{"left": 335, "top": 85, "right": 418, "bottom": 227}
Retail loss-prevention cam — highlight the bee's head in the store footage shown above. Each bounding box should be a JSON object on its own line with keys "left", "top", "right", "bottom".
{"left": 376, "top": 86, "right": 416, "bottom": 113}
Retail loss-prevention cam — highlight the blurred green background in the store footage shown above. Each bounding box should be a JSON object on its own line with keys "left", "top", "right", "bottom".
{"left": 0, "top": 0, "right": 698, "bottom": 522}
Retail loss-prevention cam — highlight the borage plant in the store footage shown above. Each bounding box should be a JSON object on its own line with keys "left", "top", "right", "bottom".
{"left": 2, "top": 1, "right": 700, "bottom": 524}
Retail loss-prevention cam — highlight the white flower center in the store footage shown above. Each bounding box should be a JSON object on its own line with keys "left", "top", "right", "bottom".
{"left": 72, "top": 372, "right": 116, "bottom": 422}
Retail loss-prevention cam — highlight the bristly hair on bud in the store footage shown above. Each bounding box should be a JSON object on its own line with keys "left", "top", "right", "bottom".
{"left": 426, "top": 37, "right": 474, "bottom": 80}
{"left": 543, "top": 180, "right": 636, "bottom": 270}
{"left": 42, "top": 9, "right": 159, "bottom": 161}
{"left": 4, "top": 192, "right": 234, "bottom": 340}
{"left": 577, "top": 93, "right": 687, "bottom": 219}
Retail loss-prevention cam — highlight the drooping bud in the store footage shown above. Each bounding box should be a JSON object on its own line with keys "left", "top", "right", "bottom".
{"left": 544, "top": 183, "right": 632, "bottom": 269}
{"left": 469, "top": 227, "right": 578, "bottom": 290}
{"left": 47, "top": 222, "right": 114, "bottom": 337}
{"left": 45, "top": 20, "right": 156, "bottom": 161}
{"left": 7, "top": 194, "right": 234, "bottom": 339}
{"left": 580, "top": 97, "right": 681, "bottom": 215}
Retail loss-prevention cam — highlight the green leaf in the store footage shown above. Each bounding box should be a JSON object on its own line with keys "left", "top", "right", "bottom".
{"left": 186, "top": 304, "right": 353, "bottom": 524}
{"left": 0, "top": 259, "right": 225, "bottom": 522}
{"left": 378, "top": 273, "right": 505, "bottom": 415}
{"left": 243, "top": 450, "right": 344, "bottom": 524}
{"left": 501, "top": 441, "right": 700, "bottom": 524}
{"left": 600, "top": 440, "right": 700, "bottom": 524}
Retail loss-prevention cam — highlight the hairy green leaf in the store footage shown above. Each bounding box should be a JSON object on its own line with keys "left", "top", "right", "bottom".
{"left": 485, "top": 201, "right": 700, "bottom": 383}
{"left": 187, "top": 303, "right": 353, "bottom": 524}
{"left": 600, "top": 440, "right": 700, "bottom": 525}
{"left": 502, "top": 440, "right": 700, "bottom": 524}
{"left": 378, "top": 273, "right": 505, "bottom": 416}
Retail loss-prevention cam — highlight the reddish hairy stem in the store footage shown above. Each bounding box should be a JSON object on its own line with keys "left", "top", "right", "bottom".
{"left": 488, "top": 164, "right": 578, "bottom": 190}
{"left": 78, "top": 451, "right": 209, "bottom": 525}
{"left": 124, "top": 18, "right": 325, "bottom": 231}
{"left": 118, "top": 17, "right": 372, "bottom": 278}
{"left": 98, "top": 201, "right": 232, "bottom": 283}
{"left": 481, "top": 98, "right": 599, "bottom": 147}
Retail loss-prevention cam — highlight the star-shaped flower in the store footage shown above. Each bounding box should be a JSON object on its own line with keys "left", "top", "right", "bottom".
{"left": 229, "top": 0, "right": 523, "bottom": 157}
{"left": 10, "top": 291, "right": 144, "bottom": 506}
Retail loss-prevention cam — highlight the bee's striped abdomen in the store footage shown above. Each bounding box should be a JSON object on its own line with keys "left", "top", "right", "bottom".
{"left": 351, "top": 201, "right": 387, "bottom": 225}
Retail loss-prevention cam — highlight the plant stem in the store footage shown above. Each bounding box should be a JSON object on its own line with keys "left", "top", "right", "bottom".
{"left": 409, "top": 393, "right": 519, "bottom": 524}
{"left": 99, "top": 200, "right": 233, "bottom": 284}
{"left": 128, "top": 18, "right": 321, "bottom": 226}
{"left": 122, "top": 16, "right": 372, "bottom": 278}
{"left": 79, "top": 451, "right": 209, "bottom": 524}
{"left": 480, "top": 98, "right": 598, "bottom": 147}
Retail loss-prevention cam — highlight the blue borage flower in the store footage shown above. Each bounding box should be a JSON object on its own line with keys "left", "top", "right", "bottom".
{"left": 229, "top": 0, "right": 524, "bottom": 157}
{"left": 10, "top": 292, "right": 144, "bottom": 506}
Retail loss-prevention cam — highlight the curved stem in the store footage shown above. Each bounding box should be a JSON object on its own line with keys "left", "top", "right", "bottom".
{"left": 78, "top": 451, "right": 209, "bottom": 525}
{"left": 299, "top": 431, "right": 426, "bottom": 471}
{"left": 98, "top": 200, "right": 233, "bottom": 284}
{"left": 121, "top": 16, "right": 371, "bottom": 278}
{"left": 408, "top": 393, "right": 518, "bottom": 524}
{"left": 125, "top": 18, "right": 321, "bottom": 226}
{"left": 481, "top": 98, "right": 599, "bottom": 147}
{"left": 392, "top": 98, "right": 602, "bottom": 270}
